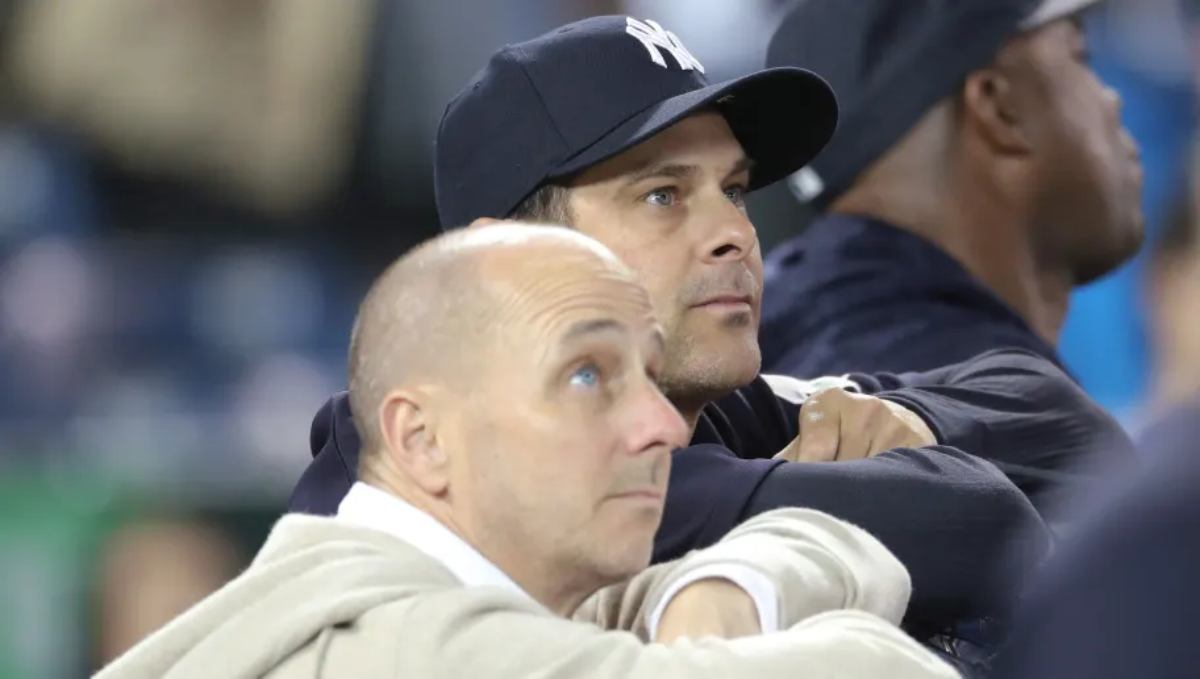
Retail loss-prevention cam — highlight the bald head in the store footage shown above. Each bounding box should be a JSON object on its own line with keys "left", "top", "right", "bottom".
{"left": 349, "top": 223, "right": 633, "bottom": 469}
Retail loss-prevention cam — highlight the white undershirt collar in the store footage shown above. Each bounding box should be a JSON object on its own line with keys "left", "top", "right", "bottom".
{"left": 336, "top": 482, "right": 532, "bottom": 603}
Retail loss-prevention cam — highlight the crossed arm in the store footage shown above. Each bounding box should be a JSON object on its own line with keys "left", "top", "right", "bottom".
{"left": 390, "top": 509, "right": 957, "bottom": 679}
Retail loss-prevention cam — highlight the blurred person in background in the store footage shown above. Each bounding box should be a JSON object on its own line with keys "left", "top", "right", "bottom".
{"left": 1145, "top": 168, "right": 1200, "bottom": 416}
{"left": 761, "top": 0, "right": 1144, "bottom": 378}
{"left": 96, "top": 224, "right": 956, "bottom": 679}
{"left": 94, "top": 518, "right": 243, "bottom": 666}
{"left": 291, "top": 14, "right": 1138, "bottom": 673}
{"left": 5, "top": 0, "right": 373, "bottom": 214}
{"left": 994, "top": 394, "right": 1200, "bottom": 679}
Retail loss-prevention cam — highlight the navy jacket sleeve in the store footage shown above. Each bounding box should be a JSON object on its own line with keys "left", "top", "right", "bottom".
{"left": 674, "top": 378, "right": 1049, "bottom": 626}
{"left": 742, "top": 447, "right": 1047, "bottom": 624}
{"left": 842, "top": 348, "right": 1136, "bottom": 524}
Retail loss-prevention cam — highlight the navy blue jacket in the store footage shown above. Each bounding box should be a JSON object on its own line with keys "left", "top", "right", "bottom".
{"left": 761, "top": 214, "right": 1064, "bottom": 377}
{"left": 996, "top": 400, "right": 1200, "bottom": 679}
{"left": 291, "top": 349, "right": 1131, "bottom": 629}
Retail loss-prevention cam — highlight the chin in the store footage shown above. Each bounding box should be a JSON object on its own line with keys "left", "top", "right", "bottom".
{"left": 1076, "top": 218, "right": 1145, "bottom": 285}
{"left": 596, "top": 540, "right": 655, "bottom": 583}
{"left": 597, "top": 510, "right": 659, "bottom": 576}
{"left": 717, "top": 335, "right": 762, "bottom": 385}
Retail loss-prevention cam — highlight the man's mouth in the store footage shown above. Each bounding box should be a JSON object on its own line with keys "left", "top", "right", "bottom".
{"left": 608, "top": 488, "right": 665, "bottom": 503}
{"left": 691, "top": 294, "right": 753, "bottom": 312}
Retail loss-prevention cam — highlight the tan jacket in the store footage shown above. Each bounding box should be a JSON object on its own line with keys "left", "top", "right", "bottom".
{"left": 95, "top": 508, "right": 957, "bottom": 678}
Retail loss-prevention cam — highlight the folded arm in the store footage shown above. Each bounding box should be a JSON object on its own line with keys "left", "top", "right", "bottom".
{"left": 849, "top": 348, "right": 1136, "bottom": 521}
{"left": 577, "top": 508, "right": 912, "bottom": 639}
{"left": 390, "top": 593, "right": 957, "bottom": 679}
{"left": 655, "top": 443, "right": 1049, "bottom": 627}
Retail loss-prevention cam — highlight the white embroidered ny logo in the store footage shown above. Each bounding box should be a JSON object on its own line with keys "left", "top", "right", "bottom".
{"left": 624, "top": 17, "right": 705, "bottom": 74}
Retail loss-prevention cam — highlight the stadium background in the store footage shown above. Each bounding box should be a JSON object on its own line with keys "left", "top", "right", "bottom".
{"left": 0, "top": 0, "right": 1195, "bottom": 676}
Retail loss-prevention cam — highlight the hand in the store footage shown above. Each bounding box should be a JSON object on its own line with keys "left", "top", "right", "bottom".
{"left": 774, "top": 388, "right": 936, "bottom": 463}
{"left": 655, "top": 578, "right": 761, "bottom": 643}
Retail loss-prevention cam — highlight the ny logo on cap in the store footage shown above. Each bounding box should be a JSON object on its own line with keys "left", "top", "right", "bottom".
{"left": 624, "top": 17, "right": 705, "bottom": 74}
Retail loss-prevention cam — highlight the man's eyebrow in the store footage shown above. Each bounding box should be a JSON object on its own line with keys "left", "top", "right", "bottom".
{"left": 624, "top": 163, "right": 697, "bottom": 186}
{"left": 561, "top": 318, "right": 628, "bottom": 344}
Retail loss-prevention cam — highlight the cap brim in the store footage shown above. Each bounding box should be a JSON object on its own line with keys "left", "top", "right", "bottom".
{"left": 1020, "top": 0, "right": 1103, "bottom": 29}
{"left": 550, "top": 67, "right": 838, "bottom": 191}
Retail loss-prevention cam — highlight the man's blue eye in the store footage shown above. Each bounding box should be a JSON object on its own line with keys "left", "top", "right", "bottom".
{"left": 569, "top": 365, "right": 601, "bottom": 388}
{"left": 646, "top": 189, "right": 675, "bottom": 206}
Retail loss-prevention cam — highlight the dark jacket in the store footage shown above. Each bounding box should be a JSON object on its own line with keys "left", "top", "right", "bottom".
{"left": 761, "top": 214, "right": 1064, "bottom": 377}
{"left": 996, "top": 400, "right": 1200, "bottom": 679}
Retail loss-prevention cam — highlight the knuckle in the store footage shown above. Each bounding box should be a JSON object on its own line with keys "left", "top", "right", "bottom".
{"left": 820, "top": 387, "right": 847, "bottom": 402}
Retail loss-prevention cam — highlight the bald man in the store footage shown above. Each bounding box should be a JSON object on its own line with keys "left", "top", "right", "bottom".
{"left": 96, "top": 225, "right": 956, "bottom": 679}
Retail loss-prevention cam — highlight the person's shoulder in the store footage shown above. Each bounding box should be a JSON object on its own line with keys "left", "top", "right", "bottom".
{"left": 995, "top": 401, "right": 1200, "bottom": 679}
{"left": 270, "top": 586, "right": 549, "bottom": 679}
{"left": 764, "top": 214, "right": 877, "bottom": 286}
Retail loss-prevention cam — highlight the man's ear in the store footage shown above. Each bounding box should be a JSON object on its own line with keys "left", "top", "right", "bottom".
{"left": 378, "top": 387, "right": 450, "bottom": 495}
{"left": 468, "top": 217, "right": 505, "bottom": 229}
{"left": 961, "top": 68, "right": 1034, "bottom": 155}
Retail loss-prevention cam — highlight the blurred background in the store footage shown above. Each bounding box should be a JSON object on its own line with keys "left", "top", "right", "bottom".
{"left": 0, "top": 0, "right": 1196, "bottom": 676}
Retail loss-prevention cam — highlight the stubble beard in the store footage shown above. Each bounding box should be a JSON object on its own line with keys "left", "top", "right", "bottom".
{"left": 657, "top": 312, "right": 761, "bottom": 420}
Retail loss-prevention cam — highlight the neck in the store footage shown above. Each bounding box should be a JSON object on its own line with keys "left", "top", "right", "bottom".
{"left": 516, "top": 567, "right": 599, "bottom": 616}
{"left": 832, "top": 175, "right": 1071, "bottom": 347}
{"left": 365, "top": 469, "right": 599, "bottom": 616}
{"left": 471, "top": 532, "right": 602, "bottom": 616}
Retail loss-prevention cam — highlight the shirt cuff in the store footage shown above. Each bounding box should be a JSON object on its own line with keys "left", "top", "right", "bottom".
{"left": 647, "top": 564, "right": 779, "bottom": 642}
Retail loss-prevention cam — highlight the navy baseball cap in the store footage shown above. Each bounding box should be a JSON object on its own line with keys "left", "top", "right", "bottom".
{"left": 434, "top": 15, "right": 838, "bottom": 229}
{"left": 769, "top": 0, "right": 1103, "bottom": 208}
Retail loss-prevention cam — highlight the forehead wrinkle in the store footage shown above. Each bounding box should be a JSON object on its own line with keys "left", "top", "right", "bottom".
{"left": 537, "top": 286, "right": 656, "bottom": 368}
{"left": 477, "top": 253, "right": 650, "bottom": 358}
{"left": 561, "top": 318, "right": 629, "bottom": 344}
{"left": 532, "top": 284, "right": 652, "bottom": 354}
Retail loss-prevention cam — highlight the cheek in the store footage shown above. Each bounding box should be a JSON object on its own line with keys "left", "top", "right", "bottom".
{"left": 748, "top": 247, "right": 764, "bottom": 291}
{"left": 1053, "top": 82, "right": 1118, "bottom": 159}
{"left": 1037, "top": 96, "right": 1114, "bottom": 188}
{"left": 516, "top": 407, "right": 619, "bottom": 495}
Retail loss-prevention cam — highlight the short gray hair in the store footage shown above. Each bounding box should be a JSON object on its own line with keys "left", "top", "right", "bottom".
{"left": 507, "top": 183, "right": 573, "bottom": 225}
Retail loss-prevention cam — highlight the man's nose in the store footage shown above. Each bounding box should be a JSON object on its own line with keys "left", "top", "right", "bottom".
{"left": 625, "top": 378, "right": 689, "bottom": 455}
{"left": 698, "top": 198, "right": 757, "bottom": 265}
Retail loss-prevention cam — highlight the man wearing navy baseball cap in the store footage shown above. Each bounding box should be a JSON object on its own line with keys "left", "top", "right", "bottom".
{"left": 292, "top": 13, "right": 1132, "bottom": 668}
{"left": 761, "top": 0, "right": 1144, "bottom": 379}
